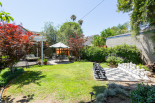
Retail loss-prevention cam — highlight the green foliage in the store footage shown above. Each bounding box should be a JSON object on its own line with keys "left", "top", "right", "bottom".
{"left": 0, "top": 2, "right": 14, "bottom": 22}
{"left": 117, "top": 0, "right": 155, "bottom": 35}
{"left": 0, "top": 67, "right": 24, "bottom": 86}
{"left": 101, "top": 27, "right": 116, "bottom": 38}
{"left": 58, "top": 22, "right": 83, "bottom": 45}
{"left": 108, "top": 83, "right": 125, "bottom": 89}
{"left": 96, "top": 83, "right": 128, "bottom": 102}
{"left": 91, "top": 35, "right": 106, "bottom": 47}
{"left": 130, "top": 83, "right": 155, "bottom": 103}
{"left": 38, "top": 58, "right": 41, "bottom": 62}
{"left": 137, "top": 63, "right": 152, "bottom": 71}
{"left": 0, "top": 2, "right": 2, "bottom": 7}
{"left": 100, "top": 22, "right": 129, "bottom": 38}
{"left": 81, "top": 47, "right": 108, "bottom": 62}
{"left": 81, "top": 44, "right": 142, "bottom": 64}
{"left": 43, "top": 59, "right": 48, "bottom": 62}
{"left": 96, "top": 93, "right": 107, "bottom": 103}
{"left": 70, "top": 15, "right": 76, "bottom": 21}
{"left": 67, "top": 55, "right": 71, "bottom": 59}
{"left": 42, "top": 22, "right": 58, "bottom": 45}
{"left": 59, "top": 52, "right": 65, "bottom": 56}
{"left": 103, "top": 89, "right": 116, "bottom": 97}
{"left": 113, "top": 88, "right": 129, "bottom": 97}
{"left": 105, "top": 54, "right": 125, "bottom": 65}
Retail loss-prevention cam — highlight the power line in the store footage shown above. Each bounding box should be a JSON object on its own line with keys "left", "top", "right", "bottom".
{"left": 80, "top": 0, "right": 104, "bottom": 20}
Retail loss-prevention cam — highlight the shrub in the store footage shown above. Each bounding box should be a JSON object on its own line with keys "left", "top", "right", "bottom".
{"left": 81, "top": 44, "right": 142, "bottom": 64}
{"left": 113, "top": 88, "right": 129, "bottom": 97}
{"left": 137, "top": 63, "right": 152, "bottom": 71}
{"left": 105, "top": 53, "right": 125, "bottom": 65}
{"left": 108, "top": 83, "right": 125, "bottom": 89}
{"left": 43, "top": 59, "right": 48, "bottom": 62}
{"left": 96, "top": 93, "right": 106, "bottom": 103}
{"left": 96, "top": 83, "right": 129, "bottom": 102}
{"left": 103, "top": 89, "right": 116, "bottom": 97}
{"left": 0, "top": 67, "right": 24, "bottom": 87}
{"left": 130, "top": 83, "right": 155, "bottom": 103}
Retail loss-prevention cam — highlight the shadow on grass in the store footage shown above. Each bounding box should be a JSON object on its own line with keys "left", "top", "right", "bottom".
{"left": 2, "top": 94, "right": 34, "bottom": 103}
{"left": 12, "top": 70, "right": 46, "bottom": 88}
{"left": 92, "top": 85, "right": 107, "bottom": 97}
{"left": 78, "top": 85, "right": 107, "bottom": 103}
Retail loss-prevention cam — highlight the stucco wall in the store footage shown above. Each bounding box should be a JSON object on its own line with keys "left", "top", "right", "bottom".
{"left": 106, "top": 32, "right": 155, "bottom": 64}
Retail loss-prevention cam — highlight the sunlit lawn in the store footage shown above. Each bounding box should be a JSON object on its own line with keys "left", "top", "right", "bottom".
{"left": 4, "top": 62, "right": 109, "bottom": 103}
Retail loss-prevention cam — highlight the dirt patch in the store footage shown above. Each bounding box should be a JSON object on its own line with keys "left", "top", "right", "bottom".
{"left": 106, "top": 95, "right": 130, "bottom": 103}
{"left": 108, "top": 64, "right": 118, "bottom": 68}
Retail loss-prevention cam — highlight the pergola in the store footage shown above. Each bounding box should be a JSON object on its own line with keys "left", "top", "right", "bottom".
{"left": 33, "top": 36, "right": 47, "bottom": 65}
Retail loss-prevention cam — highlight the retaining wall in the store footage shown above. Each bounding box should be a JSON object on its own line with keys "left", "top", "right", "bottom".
{"left": 106, "top": 32, "right": 155, "bottom": 64}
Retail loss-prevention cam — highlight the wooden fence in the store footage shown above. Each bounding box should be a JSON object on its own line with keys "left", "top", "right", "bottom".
{"left": 56, "top": 48, "right": 70, "bottom": 56}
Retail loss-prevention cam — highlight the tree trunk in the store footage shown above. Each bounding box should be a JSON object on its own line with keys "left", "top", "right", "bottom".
{"left": 78, "top": 50, "right": 81, "bottom": 61}
{"left": 9, "top": 63, "right": 14, "bottom": 73}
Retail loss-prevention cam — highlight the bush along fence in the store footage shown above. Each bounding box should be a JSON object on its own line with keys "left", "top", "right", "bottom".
{"left": 0, "top": 67, "right": 24, "bottom": 87}
{"left": 81, "top": 44, "right": 142, "bottom": 64}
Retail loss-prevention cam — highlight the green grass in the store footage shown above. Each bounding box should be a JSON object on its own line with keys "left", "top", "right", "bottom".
{"left": 4, "top": 62, "right": 109, "bottom": 103}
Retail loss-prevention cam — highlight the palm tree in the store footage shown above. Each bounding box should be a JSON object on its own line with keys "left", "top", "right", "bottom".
{"left": 78, "top": 20, "right": 83, "bottom": 26}
{"left": 70, "top": 15, "right": 76, "bottom": 21}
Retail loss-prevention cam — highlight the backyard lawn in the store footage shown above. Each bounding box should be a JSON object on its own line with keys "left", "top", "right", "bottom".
{"left": 2, "top": 62, "right": 109, "bottom": 103}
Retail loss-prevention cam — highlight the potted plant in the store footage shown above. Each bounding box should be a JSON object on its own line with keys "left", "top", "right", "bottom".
{"left": 43, "top": 59, "right": 48, "bottom": 65}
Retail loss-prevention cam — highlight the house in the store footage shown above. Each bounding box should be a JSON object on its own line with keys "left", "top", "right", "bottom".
{"left": 83, "top": 35, "right": 99, "bottom": 46}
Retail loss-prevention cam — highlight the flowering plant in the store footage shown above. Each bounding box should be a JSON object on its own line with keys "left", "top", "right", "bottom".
{"left": 105, "top": 53, "right": 125, "bottom": 65}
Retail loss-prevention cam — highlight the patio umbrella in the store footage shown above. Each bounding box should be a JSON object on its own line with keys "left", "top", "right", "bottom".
{"left": 49, "top": 42, "right": 69, "bottom": 55}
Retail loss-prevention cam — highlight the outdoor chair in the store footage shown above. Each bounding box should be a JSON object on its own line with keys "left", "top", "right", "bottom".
{"left": 25, "top": 54, "right": 39, "bottom": 61}
{"left": 52, "top": 53, "right": 57, "bottom": 59}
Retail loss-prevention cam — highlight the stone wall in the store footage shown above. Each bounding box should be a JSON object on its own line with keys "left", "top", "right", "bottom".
{"left": 106, "top": 32, "right": 155, "bottom": 64}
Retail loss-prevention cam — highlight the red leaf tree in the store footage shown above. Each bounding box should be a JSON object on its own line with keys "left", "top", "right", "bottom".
{"left": 67, "top": 33, "right": 88, "bottom": 61}
{"left": 0, "top": 22, "right": 36, "bottom": 73}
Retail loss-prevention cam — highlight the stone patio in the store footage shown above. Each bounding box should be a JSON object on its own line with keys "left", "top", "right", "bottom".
{"left": 13, "top": 59, "right": 72, "bottom": 67}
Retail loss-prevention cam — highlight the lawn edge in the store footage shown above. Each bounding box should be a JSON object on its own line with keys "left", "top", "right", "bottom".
{"left": 0, "top": 71, "right": 25, "bottom": 103}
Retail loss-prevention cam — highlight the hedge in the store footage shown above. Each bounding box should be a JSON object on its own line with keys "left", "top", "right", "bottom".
{"left": 81, "top": 44, "right": 142, "bottom": 64}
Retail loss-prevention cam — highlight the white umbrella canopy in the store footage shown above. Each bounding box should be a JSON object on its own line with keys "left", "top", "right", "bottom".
{"left": 49, "top": 42, "right": 69, "bottom": 48}
{"left": 49, "top": 42, "right": 70, "bottom": 57}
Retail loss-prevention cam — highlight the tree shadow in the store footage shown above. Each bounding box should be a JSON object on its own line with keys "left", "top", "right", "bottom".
{"left": 2, "top": 94, "right": 34, "bottom": 103}
{"left": 92, "top": 85, "right": 107, "bottom": 97}
{"left": 11, "top": 70, "right": 46, "bottom": 88}
{"left": 135, "top": 33, "right": 155, "bottom": 64}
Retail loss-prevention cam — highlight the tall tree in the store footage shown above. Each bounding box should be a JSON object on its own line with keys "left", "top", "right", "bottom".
{"left": 58, "top": 22, "right": 83, "bottom": 45}
{"left": 67, "top": 33, "right": 88, "bottom": 61}
{"left": 0, "top": 2, "right": 14, "bottom": 22}
{"left": 0, "top": 23, "right": 36, "bottom": 73}
{"left": 42, "top": 22, "right": 58, "bottom": 45}
{"left": 91, "top": 35, "right": 106, "bottom": 47}
{"left": 78, "top": 20, "right": 83, "bottom": 26}
{"left": 101, "top": 27, "right": 116, "bottom": 39}
{"left": 117, "top": 0, "right": 155, "bottom": 35}
{"left": 70, "top": 15, "right": 76, "bottom": 21}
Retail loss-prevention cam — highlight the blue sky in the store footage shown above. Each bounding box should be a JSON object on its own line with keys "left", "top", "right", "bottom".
{"left": 1, "top": 0, "right": 130, "bottom": 37}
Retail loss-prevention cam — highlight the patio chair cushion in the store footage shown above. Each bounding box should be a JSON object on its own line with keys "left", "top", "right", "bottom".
{"left": 30, "top": 54, "right": 35, "bottom": 57}
{"left": 25, "top": 54, "right": 39, "bottom": 60}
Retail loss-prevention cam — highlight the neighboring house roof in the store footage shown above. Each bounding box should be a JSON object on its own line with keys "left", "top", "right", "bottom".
{"left": 83, "top": 36, "right": 94, "bottom": 46}
{"left": 83, "top": 35, "right": 100, "bottom": 46}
